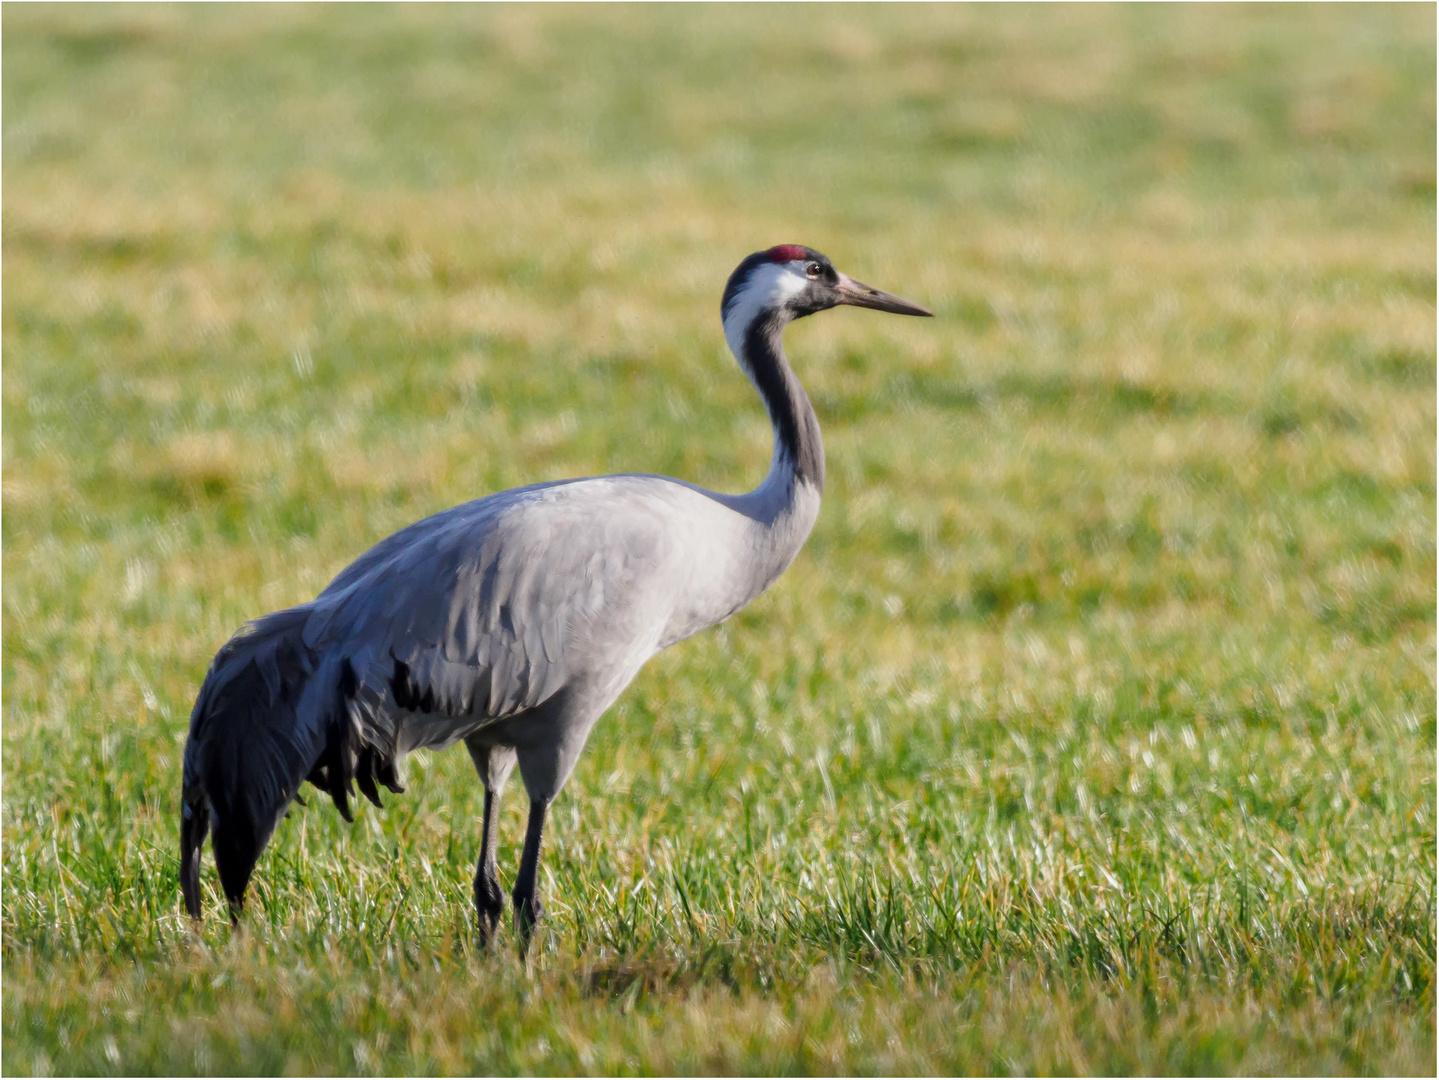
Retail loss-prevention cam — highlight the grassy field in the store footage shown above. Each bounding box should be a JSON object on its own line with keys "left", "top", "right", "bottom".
{"left": 3, "top": 4, "right": 1434, "bottom": 1074}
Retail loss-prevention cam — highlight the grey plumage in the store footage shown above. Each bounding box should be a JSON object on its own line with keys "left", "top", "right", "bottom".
{"left": 180, "top": 245, "right": 931, "bottom": 943}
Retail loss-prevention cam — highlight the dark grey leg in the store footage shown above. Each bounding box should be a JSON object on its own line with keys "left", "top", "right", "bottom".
{"left": 507, "top": 704, "right": 599, "bottom": 951}
{"left": 465, "top": 738, "right": 516, "bottom": 946}
{"left": 511, "top": 797, "right": 549, "bottom": 950}
{"left": 474, "top": 787, "right": 504, "bottom": 943}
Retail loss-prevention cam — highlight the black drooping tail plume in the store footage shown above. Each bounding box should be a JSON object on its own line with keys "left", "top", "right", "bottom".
{"left": 181, "top": 606, "right": 321, "bottom": 920}
{"left": 179, "top": 785, "right": 210, "bottom": 918}
{"left": 180, "top": 606, "right": 406, "bottom": 921}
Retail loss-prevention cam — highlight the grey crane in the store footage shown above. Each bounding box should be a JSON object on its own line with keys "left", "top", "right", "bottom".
{"left": 179, "top": 244, "right": 932, "bottom": 944}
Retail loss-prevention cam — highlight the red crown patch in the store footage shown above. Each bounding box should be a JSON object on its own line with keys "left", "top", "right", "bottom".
{"left": 765, "top": 245, "right": 808, "bottom": 263}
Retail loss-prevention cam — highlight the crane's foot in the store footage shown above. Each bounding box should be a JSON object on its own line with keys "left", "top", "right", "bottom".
{"left": 513, "top": 893, "right": 544, "bottom": 953}
{"left": 475, "top": 873, "right": 505, "bottom": 947}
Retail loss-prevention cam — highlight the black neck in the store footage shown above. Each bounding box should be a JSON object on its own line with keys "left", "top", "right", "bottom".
{"left": 742, "top": 313, "right": 825, "bottom": 491}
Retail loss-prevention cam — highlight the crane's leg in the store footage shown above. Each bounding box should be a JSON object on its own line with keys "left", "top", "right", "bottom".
{"left": 465, "top": 738, "right": 516, "bottom": 945}
{"left": 506, "top": 703, "right": 603, "bottom": 952}
{"left": 511, "top": 796, "right": 550, "bottom": 950}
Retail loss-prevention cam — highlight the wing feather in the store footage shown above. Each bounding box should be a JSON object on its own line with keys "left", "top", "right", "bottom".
{"left": 302, "top": 480, "right": 679, "bottom": 747}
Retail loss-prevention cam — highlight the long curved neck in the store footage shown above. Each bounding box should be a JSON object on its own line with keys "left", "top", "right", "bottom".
{"left": 731, "top": 310, "right": 826, "bottom": 500}
{"left": 654, "top": 305, "right": 825, "bottom": 649}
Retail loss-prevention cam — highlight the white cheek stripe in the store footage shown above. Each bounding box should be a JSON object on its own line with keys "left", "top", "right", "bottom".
{"left": 722, "top": 261, "right": 807, "bottom": 366}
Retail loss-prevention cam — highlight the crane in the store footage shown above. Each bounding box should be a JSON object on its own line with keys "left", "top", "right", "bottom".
{"left": 179, "top": 245, "right": 932, "bottom": 946}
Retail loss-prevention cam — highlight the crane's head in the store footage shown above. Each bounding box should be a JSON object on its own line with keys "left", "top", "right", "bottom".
{"left": 721, "top": 245, "right": 932, "bottom": 349}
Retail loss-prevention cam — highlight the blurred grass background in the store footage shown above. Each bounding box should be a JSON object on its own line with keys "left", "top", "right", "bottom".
{"left": 3, "top": 3, "right": 1434, "bottom": 1074}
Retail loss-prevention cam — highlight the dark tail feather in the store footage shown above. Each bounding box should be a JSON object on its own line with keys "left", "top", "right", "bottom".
{"left": 356, "top": 746, "right": 384, "bottom": 809}
{"left": 183, "top": 613, "right": 406, "bottom": 921}
{"left": 213, "top": 806, "right": 266, "bottom": 923}
{"left": 301, "top": 658, "right": 408, "bottom": 818}
{"left": 182, "top": 608, "right": 325, "bottom": 920}
{"left": 312, "top": 701, "right": 357, "bottom": 822}
{"left": 183, "top": 782, "right": 261, "bottom": 924}
{"left": 180, "top": 788, "right": 210, "bottom": 919}
{"left": 375, "top": 754, "right": 406, "bottom": 794}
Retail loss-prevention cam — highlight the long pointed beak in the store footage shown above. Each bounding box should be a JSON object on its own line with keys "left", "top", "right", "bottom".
{"left": 834, "top": 272, "right": 933, "bottom": 317}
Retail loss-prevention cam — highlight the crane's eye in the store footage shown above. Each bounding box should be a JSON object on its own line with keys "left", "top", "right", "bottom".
{"left": 805, "top": 262, "right": 822, "bottom": 278}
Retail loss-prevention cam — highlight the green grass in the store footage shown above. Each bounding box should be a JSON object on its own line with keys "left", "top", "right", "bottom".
{"left": 3, "top": 3, "right": 1434, "bottom": 1074}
